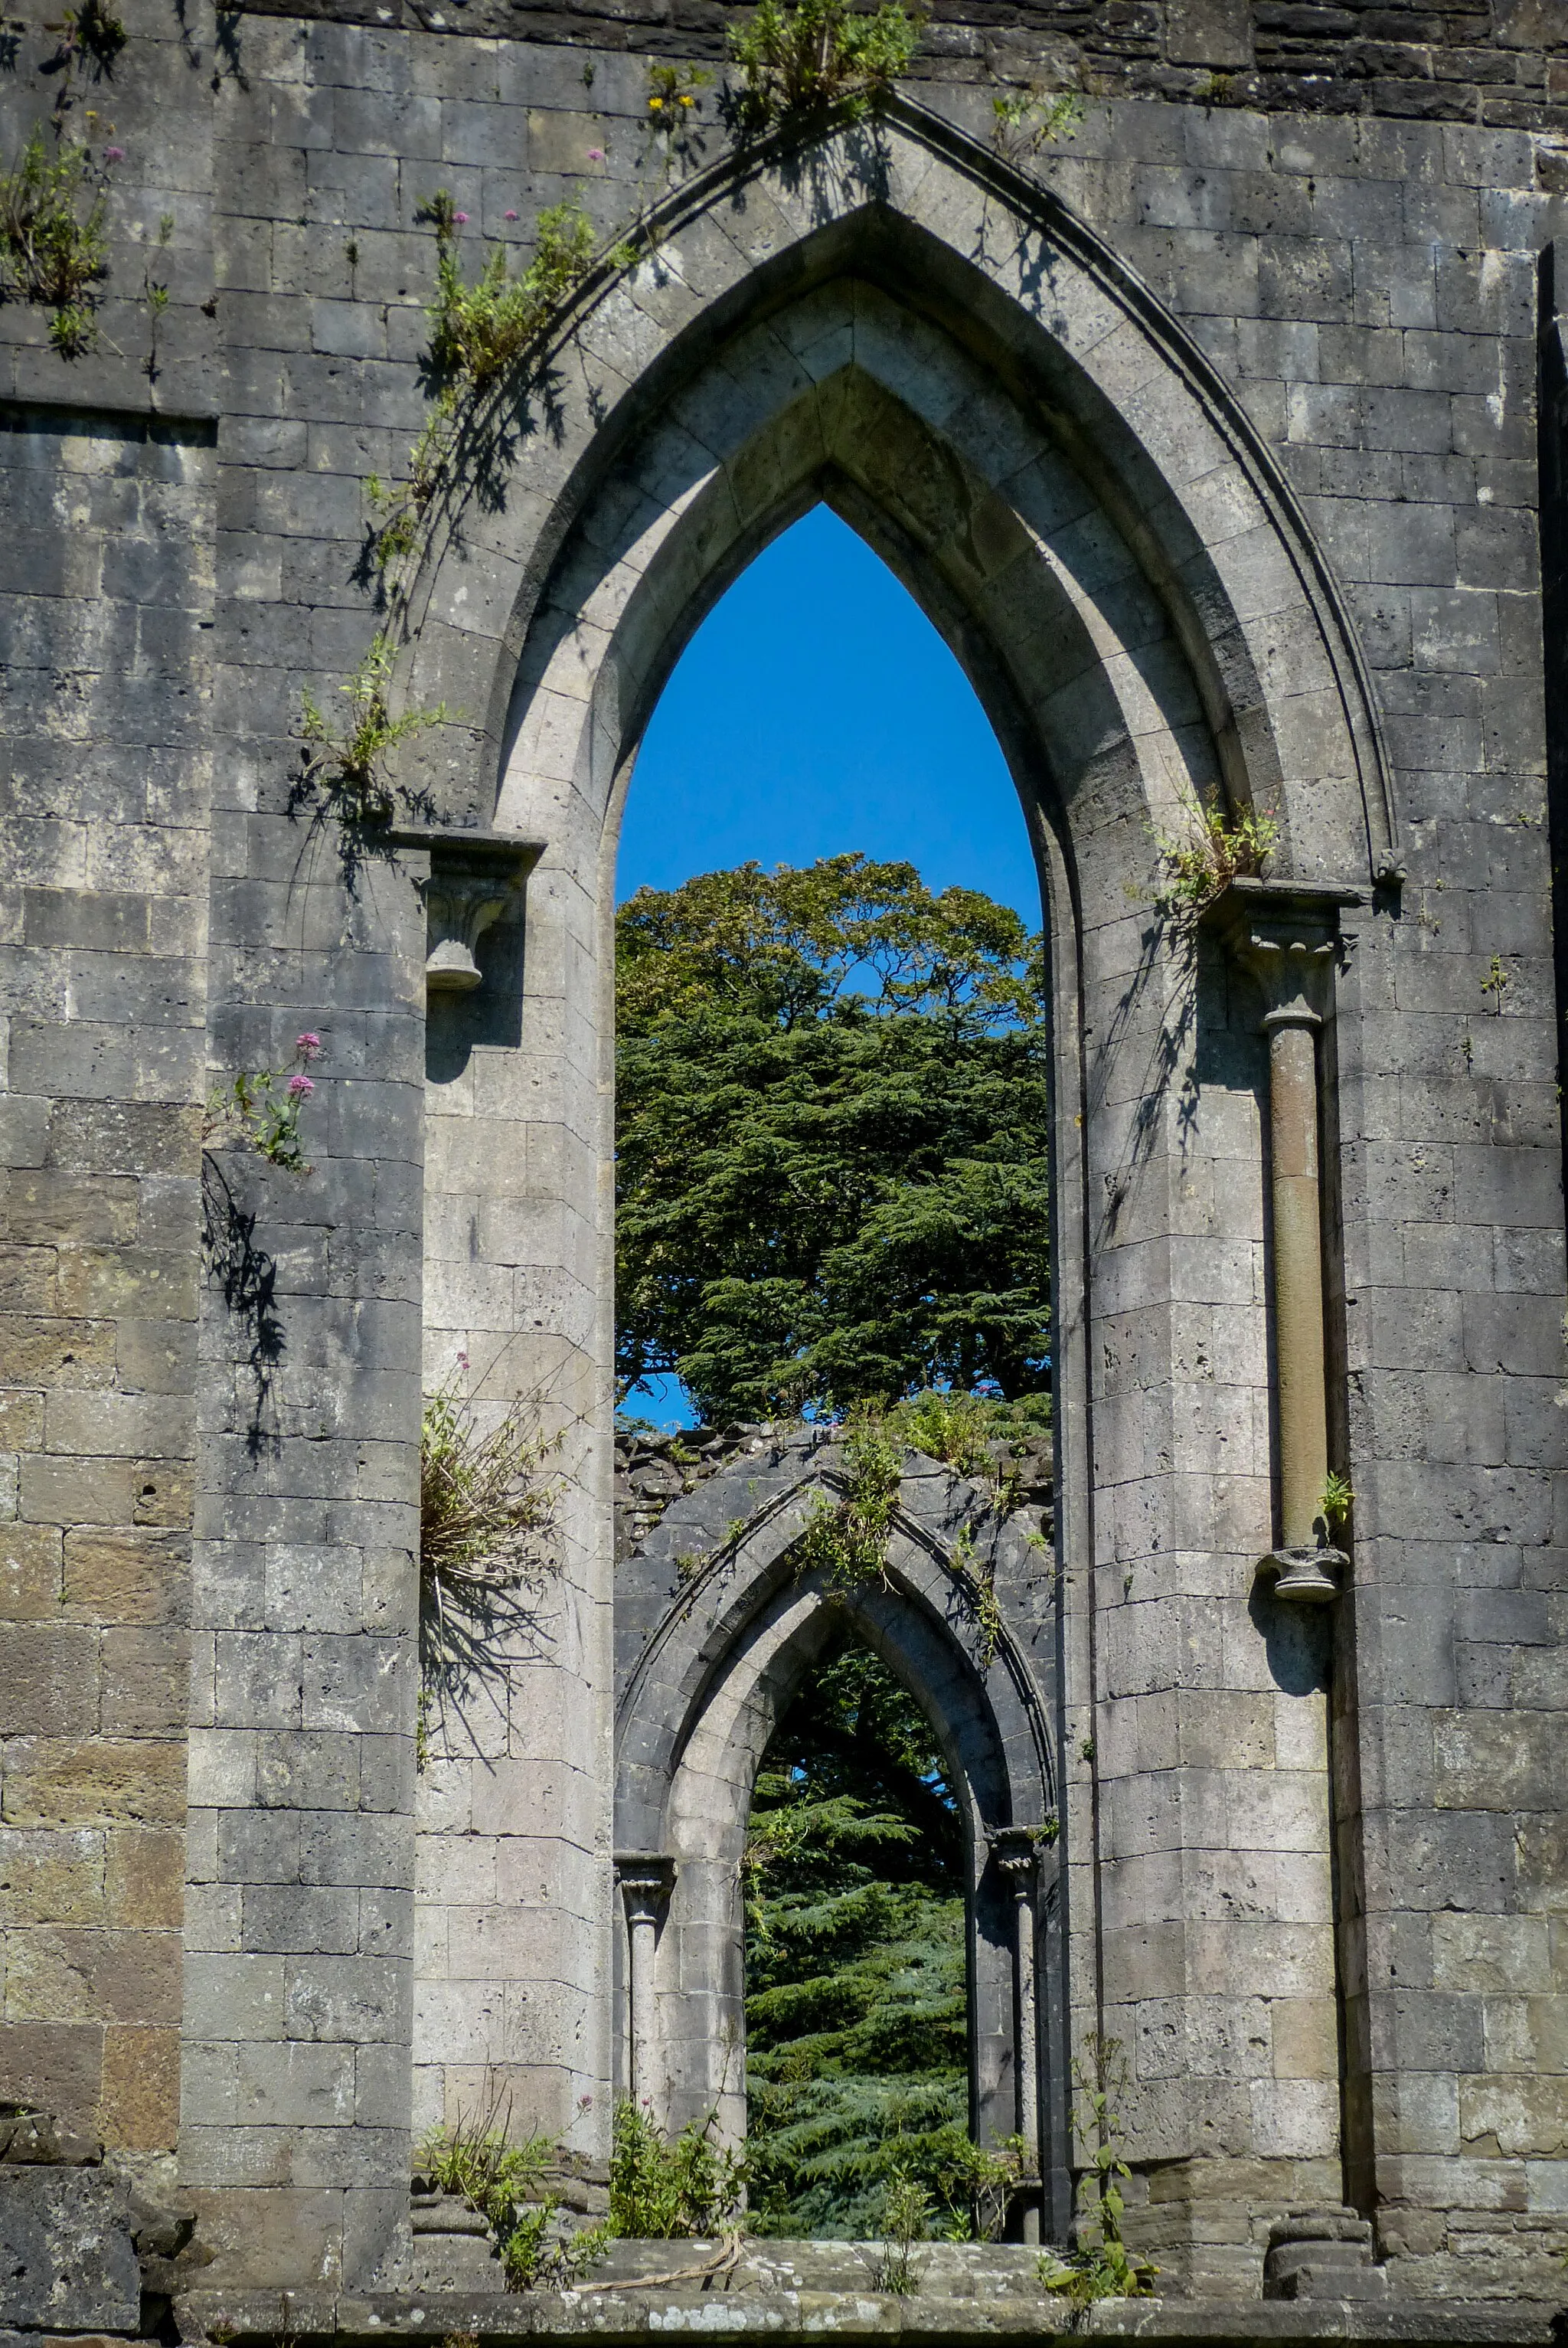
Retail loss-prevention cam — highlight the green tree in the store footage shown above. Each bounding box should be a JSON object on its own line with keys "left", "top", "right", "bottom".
{"left": 615, "top": 856, "right": 1052, "bottom": 1424}
{"left": 743, "top": 1641, "right": 978, "bottom": 2238}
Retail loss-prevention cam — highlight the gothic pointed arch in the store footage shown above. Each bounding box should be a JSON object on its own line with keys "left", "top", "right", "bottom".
{"left": 612, "top": 1431, "right": 1063, "bottom": 2216}
{"left": 410, "top": 96, "right": 1386, "bottom": 2245}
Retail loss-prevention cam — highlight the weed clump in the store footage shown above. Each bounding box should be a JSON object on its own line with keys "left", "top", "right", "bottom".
{"left": 296, "top": 633, "right": 449, "bottom": 828}
{"left": 420, "top": 1382, "right": 560, "bottom": 1655}
{"left": 1037, "top": 2036, "right": 1158, "bottom": 2309}
{"left": 0, "top": 128, "right": 111, "bottom": 355}
{"left": 420, "top": 2104, "right": 608, "bottom": 2288}
{"left": 991, "top": 84, "right": 1084, "bottom": 161}
{"left": 729, "top": 0, "right": 922, "bottom": 129}
{"left": 1152, "top": 793, "right": 1279, "bottom": 922}
{"left": 608, "top": 2098, "right": 745, "bottom": 2238}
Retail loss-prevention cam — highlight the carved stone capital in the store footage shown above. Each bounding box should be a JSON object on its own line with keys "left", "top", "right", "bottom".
{"left": 990, "top": 1825, "right": 1051, "bottom": 1892}
{"left": 390, "top": 826, "right": 544, "bottom": 996}
{"left": 1204, "top": 876, "right": 1364, "bottom": 1029}
{"left": 615, "top": 1850, "right": 675, "bottom": 1926}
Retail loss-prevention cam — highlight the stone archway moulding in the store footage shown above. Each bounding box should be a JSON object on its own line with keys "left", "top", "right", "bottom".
{"left": 408, "top": 95, "right": 1386, "bottom": 2286}
{"left": 611, "top": 1438, "right": 1064, "bottom": 2235}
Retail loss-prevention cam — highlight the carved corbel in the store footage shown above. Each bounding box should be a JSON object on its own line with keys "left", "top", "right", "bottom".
{"left": 389, "top": 826, "right": 545, "bottom": 996}
{"left": 1207, "top": 878, "right": 1363, "bottom": 1604}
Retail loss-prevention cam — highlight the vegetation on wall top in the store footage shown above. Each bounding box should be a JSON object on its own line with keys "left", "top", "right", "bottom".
{"left": 728, "top": 0, "right": 923, "bottom": 129}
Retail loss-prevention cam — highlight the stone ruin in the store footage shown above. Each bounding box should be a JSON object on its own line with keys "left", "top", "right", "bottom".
{"left": 3, "top": 0, "right": 1568, "bottom": 2335}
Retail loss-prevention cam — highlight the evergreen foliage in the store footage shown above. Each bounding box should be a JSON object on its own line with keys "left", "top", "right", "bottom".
{"left": 743, "top": 1640, "right": 985, "bottom": 2238}
{"left": 615, "top": 856, "right": 1052, "bottom": 1424}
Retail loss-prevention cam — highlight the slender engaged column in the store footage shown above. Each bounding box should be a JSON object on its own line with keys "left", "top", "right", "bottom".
{"left": 1265, "top": 1006, "right": 1333, "bottom": 1562}
{"left": 1210, "top": 878, "right": 1362, "bottom": 1604}
{"left": 616, "top": 1853, "right": 675, "bottom": 2113}
{"left": 992, "top": 1827, "right": 1046, "bottom": 2244}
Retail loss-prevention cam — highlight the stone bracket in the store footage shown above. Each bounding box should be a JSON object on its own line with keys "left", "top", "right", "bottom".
{"left": 389, "top": 825, "right": 545, "bottom": 996}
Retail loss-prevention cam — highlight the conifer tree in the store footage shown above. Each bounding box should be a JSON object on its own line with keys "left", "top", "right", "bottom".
{"left": 743, "top": 1642, "right": 978, "bottom": 2238}
{"left": 615, "top": 855, "right": 1052, "bottom": 1424}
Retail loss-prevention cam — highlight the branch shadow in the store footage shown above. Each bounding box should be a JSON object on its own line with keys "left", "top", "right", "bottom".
{"left": 200, "top": 1149, "right": 286, "bottom": 1460}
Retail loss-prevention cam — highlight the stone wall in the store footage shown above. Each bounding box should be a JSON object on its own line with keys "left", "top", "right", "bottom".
{"left": 0, "top": 0, "right": 1565, "bottom": 2310}
{"left": 0, "top": 393, "right": 214, "bottom": 2176}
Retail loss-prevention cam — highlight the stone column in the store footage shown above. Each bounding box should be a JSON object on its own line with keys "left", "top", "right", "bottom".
{"left": 616, "top": 1853, "right": 674, "bottom": 2113}
{"left": 991, "top": 1827, "right": 1045, "bottom": 2245}
{"left": 1210, "top": 881, "right": 1362, "bottom": 1604}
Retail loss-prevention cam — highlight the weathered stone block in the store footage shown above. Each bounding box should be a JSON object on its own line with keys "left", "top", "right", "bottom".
{"left": 0, "top": 2166, "right": 139, "bottom": 2332}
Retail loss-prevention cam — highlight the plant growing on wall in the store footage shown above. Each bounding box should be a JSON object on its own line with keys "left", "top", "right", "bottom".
{"left": 1151, "top": 792, "right": 1279, "bottom": 921}
{"left": 420, "top": 1378, "right": 562, "bottom": 1689}
{"left": 295, "top": 633, "right": 450, "bottom": 836}
{"left": 608, "top": 2100, "right": 746, "bottom": 2237}
{"left": 728, "top": 0, "right": 923, "bottom": 129}
{"left": 1037, "top": 2036, "right": 1158, "bottom": 2307}
{"left": 874, "top": 2166, "right": 929, "bottom": 2292}
{"left": 1318, "top": 1470, "right": 1354, "bottom": 1537}
{"left": 991, "top": 83, "right": 1085, "bottom": 162}
{"left": 796, "top": 1414, "right": 903, "bottom": 1591}
{"left": 51, "top": 0, "right": 128, "bottom": 74}
{"left": 420, "top": 2101, "right": 609, "bottom": 2287}
{"left": 204, "top": 1032, "right": 325, "bottom": 1174}
{"left": 0, "top": 126, "right": 112, "bottom": 354}
{"left": 890, "top": 1387, "right": 1052, "bottom": 1506}
{"left": 364, "top": 193, "right": 609, "bottom": 587}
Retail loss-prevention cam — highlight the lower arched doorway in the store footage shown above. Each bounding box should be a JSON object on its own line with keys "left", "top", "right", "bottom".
{"left": 613, "top": 1428, "right": 1064, "bottom": 2240}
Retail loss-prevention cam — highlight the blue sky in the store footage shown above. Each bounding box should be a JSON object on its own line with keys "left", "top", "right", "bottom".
{"left": 616, "top": 505, "right": 1040, "bottom": 930}
{"left": 616, "top": 503, "right": 1037, "bottom": 1431}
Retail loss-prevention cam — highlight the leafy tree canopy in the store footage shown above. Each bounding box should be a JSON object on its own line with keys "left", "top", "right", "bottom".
{"left": 744, "top": 1642, "right": 975, "bottom": 2238}
{"left": 615, "top": 855, "right": 1052, "bottom": 1424}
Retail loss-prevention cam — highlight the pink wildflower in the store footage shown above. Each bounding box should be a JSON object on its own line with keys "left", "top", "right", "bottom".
{"left": 457, "top": 1350, "right": 470, "bottom": 1372}
{"left": 586, "top": 147, "right": 605, "bottom": 162}
{"left": 505, "top": 208, "right": 518, "bottom": 221}
{"left": 452, "top": 209, "right": 469, "bottom": 224}
{"left": 286, "top": 1074, "right": 315, "bottom": 1097}
{"left": 296, "top": 1031, "right": 322, "bottom": 1057}
{"left": 103, "top": 144, "right": 124, "bottom": 161}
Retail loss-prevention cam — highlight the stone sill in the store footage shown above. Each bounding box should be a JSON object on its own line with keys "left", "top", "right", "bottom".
{"left": 165, "top": 2280, "right": 1563, "bottom": 2348}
